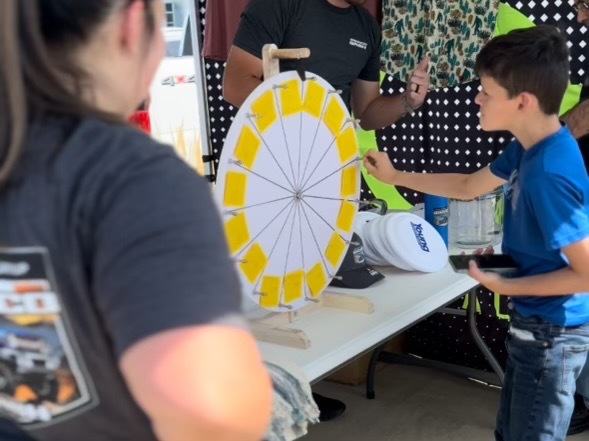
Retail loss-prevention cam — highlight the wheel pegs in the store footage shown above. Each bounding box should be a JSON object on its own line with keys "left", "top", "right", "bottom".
{"left": 346, "top": 118, "right": 361, "bottom": 128}
{"left": 296, "top": 58, "right": 308, "bottom": 82}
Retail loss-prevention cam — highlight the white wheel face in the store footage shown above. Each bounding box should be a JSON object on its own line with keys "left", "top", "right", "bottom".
{"left": 215, "top": 71, "right": 360, "bottom": 312}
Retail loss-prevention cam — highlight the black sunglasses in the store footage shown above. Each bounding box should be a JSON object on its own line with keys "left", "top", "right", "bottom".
{"left": 574, "top": 0, "right": 589, "bottom": 12}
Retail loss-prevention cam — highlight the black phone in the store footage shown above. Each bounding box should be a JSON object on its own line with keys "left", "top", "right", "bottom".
{"left": 449, "top": 254, "right": 519, "bottom": 275}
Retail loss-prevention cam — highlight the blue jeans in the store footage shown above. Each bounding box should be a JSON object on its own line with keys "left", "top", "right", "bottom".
{"left": 576, "top": 347, "right": 589, "bottom": 406}
{"left": 495, "top": 313, "right": 589, "bottom": 441}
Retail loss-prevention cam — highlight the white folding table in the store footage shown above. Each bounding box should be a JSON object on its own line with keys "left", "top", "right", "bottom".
{"left": 256, "top": 263, "right": 505, "bottom": 392}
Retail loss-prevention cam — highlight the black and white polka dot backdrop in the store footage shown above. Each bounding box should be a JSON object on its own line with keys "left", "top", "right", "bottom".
{"left": 198, "top": 0, "right": 588, "bottom": 371}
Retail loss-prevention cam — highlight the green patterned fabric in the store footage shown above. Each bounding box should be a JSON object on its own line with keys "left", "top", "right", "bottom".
{"left": 359, "top": 2, "right": 582, "bottom": 209}
{"left": 381, "top": 0, "right": 500, "bottom": 90}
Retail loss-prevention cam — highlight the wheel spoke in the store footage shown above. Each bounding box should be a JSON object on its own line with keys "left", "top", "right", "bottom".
{"left": 299, "top": 202, "right": 331, "bottom": 276}
{"left": 235, "top": 199, "right": 296, "bottom": 258}
{"left": 232, "top": 160, "right": 295, "bottom": 195}
{"left": 250, "top": 202, "right": 298, "bottom": 304}
{"left": 274, "top": 86, "right": 298, "bottom": 188}
{"left": 298, "top": 82, "right": 331, "bottom": 190}
{"left": 301, "top": 198, "right": 349, "bottom": 244}
{"left": 248, "top": 115, "right": 297, "bottom": 192}
{"left": 300, "top": 119, "right": 354, "bottom": 190}
{"left": 302, "top": 157, "right": 360, "bottom": 194}
{"left": 225, "top": 195, "right": 295, "bottom": 216}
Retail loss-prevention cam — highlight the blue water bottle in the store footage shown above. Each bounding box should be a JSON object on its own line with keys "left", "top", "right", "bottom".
{"left": 424, "top": 194, "right": 448, "bottom": 247}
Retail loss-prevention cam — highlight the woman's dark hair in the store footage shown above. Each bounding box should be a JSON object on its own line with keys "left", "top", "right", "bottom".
{"left": 0, "top": 0, "right": 155, "bottom": 190}
{"left": 475, "top": 25, "right": 570, "bottom": 116}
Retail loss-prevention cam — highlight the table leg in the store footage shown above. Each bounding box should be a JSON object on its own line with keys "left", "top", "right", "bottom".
{"left": 364, "top": 286, "right": 505, "bottom": 399}
{"left": 365, "top": 343, "right": 386, "bottom": 399}
{"left": 466, "top": 287, "right": 505, "bottom": 384}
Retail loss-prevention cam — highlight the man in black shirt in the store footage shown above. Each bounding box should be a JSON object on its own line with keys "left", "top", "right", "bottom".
{"left": 223, "top": 0, "right": 430, "bottom": 128}
{"left": 223, "top": 0, "right": 430, "bottom": 423}
{"left": 562, "top": 36, "right": 589, "bottom": 168}
{"left": 562, "top": 1, "right": 589, "bottom": 148}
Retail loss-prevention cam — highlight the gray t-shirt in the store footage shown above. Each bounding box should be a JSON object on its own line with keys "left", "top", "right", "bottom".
{"left": 0, "top": 117, "right": 246, "bottom": 440}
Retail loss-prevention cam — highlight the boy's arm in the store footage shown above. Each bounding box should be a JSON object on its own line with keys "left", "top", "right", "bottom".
{"left": 363, "top": 150, "right": 505, "bottom": 200}
{"left": 469, "top": 238, "right": 589, "bottom": 296}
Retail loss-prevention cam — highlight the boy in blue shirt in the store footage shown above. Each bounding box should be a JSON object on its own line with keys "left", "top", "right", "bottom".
{"left": 365, "top": 25, "right": 589, "bottom": 441}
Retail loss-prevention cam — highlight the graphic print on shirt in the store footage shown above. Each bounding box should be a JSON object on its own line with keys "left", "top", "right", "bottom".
{"left": 349, "top": 38, "right": 368, "bottom": 50}
{"left": 0, "top": 248, "right": 95, "bottom": 429}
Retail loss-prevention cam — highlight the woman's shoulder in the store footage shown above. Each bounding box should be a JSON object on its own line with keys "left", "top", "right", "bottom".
{"left": 46, "top": 116, "right": 186, "bottom": 177}
{"left": 27, "top": 116, "right": 203, "bottom": 202}
{"left": 72, "top": 117, "right": 175, "bottom": 160}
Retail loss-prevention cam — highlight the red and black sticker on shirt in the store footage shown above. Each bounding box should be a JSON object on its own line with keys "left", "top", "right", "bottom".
{"left": 0, "top": 248, "right": 95, "bottom": 428}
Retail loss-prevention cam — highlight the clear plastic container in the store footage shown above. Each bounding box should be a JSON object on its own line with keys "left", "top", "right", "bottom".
{"left": 449, "top": 187, "right": 504, "bottom": 249}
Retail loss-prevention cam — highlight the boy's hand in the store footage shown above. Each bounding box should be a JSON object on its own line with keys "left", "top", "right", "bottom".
{"left": 468, "top": 259, "right": 506, "bottom": 293}
{"left": 364, "top": 150, "right": 398, "bottom": 185}
{"left": 406, "top": 57, "right": 430, "bottom": 110}
{"left": 468, "top": 246, "right": 495, "bottom": 256}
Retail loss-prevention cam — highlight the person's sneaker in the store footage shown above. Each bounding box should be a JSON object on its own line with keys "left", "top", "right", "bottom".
{"left": 568, "top": 395, "right": 589, "bottom": 436}
{"left": 312, "top": 392, "right": 346, "bottom": 422}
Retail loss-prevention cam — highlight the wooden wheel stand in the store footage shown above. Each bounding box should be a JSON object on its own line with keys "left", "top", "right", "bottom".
{"left": 249, "top": 44, "right": 375, "bottom": 350}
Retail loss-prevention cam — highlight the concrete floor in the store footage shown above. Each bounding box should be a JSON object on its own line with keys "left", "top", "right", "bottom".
{"left": 302, "top": 364, "right": 589, "bottom": 441}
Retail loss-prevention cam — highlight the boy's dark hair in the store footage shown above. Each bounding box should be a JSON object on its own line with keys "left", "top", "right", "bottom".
{"left": 475, "top": 25, "right": 569, "bottom": 115}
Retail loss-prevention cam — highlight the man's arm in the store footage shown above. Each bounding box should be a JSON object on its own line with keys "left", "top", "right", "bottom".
{"left": 120, "top": 325, "right": 273, "bottom": 441}
{"left": 223, "top": 46, "right": 264, "bottom": 108}
{"left": 224, "top": 58, "right": 417, "bottom": 128}
{"left": 351, "top": 58, "right": 430, "bottom": 131}
{"left": 562, "top": 99, "right": 589, "bottom": 139}
{"left": 351, "top": 80, "right": 408, "bottom": 130}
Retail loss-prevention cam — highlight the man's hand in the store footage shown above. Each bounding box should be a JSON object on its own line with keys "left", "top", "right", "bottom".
{"left": 406, "top": 58, "right": 430, "bottom": 110}
{"left": 363, "top": 150, "right": 398, "bottom": 185}
{"left": 350, "top": 57, "right": 430, "bottom": 129}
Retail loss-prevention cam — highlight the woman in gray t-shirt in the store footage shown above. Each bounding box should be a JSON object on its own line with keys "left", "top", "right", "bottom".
{"left": 0, "top": 1, "right": 272, "bottom": 440}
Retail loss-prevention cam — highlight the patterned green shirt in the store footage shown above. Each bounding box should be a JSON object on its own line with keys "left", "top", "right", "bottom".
{"left": 381, "top": 0, "right": 500, "bottom": 89}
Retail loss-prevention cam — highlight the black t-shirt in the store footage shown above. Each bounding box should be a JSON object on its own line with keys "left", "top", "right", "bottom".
{"left": 581, "top": 76, "right": 589, "bottom": 101}
{"left": 0, "top": 117, "right": 246, "bottom": 440}
{"left": 233, "top": 0, "right": 381, "bottom": 109}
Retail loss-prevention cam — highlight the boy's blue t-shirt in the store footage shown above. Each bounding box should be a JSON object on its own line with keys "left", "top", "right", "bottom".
{"left": 490, "top": 126, "right": 589, "bottom": 326}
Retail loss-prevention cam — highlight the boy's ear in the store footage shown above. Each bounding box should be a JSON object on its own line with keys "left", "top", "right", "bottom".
{"left": 518, "top": 92, "right": 538, "bottom": 112}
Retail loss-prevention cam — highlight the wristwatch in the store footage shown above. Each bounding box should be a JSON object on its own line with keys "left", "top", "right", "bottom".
{"left": 401, "top": 93, "right": 416, "bottom": 116}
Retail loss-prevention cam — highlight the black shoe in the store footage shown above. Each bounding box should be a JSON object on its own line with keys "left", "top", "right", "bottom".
{"left": 568, "top": 395, "right": 589, "bottom": 436}
{"left": 312, "top": 392, "right": 346, "bottom": 422}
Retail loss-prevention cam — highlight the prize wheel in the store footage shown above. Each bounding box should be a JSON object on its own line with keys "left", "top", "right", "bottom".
{"left": 215, "top": 70, "right": 361, "bottom": 312}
